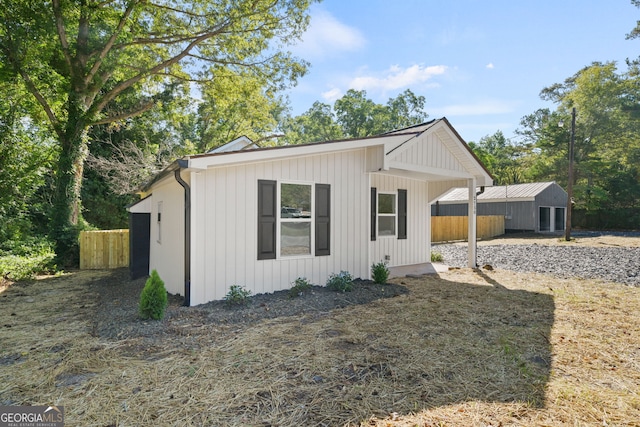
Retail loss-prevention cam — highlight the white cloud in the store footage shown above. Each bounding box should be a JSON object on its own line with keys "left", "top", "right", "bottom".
{"left": 321, "top": 88, "right": 342, "bottom": 102}
{"left": 433, "top": 99, "right": 517, "bottom": 116}
{"left": 349, "top": 64, "right": 448, "bottom": 92}
{"left": 293, "top": 9, "right": 366, "bottom": 59}
{"left": 486, "top": 63, "right": 495, "bottom": 69}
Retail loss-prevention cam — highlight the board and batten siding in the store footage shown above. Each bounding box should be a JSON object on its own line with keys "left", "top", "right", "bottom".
{"left": 369, "top": 173, "right": 429, "bottom": 269}
{"left": 147, "top": 179, "right": 185, "bottom": 296}
{"left": 392, "top": 131, "right": 467, "bottom": 175}
{"left": 189, "top": 149, "right": 370, "bottom": 306}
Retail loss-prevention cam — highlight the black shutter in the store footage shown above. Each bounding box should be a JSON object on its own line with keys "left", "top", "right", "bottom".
{"left": 371, "top": 187, "right": 377, "bottom": 241}
{"left": 315, "top": 184, "right": 330, "bottom": 256}
{"left": 257, "top": 180, "right": 277, "bottom": 260}
{"left": 398, "top": 189, "right": 407, "bottom": 239}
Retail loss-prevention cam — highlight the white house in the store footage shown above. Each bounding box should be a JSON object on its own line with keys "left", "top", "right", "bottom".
{"left": 127, "top": 119, "right": 493, "bottom": 306}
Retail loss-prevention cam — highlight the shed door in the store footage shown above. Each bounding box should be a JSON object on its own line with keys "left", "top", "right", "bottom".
{"left": 539, "top": 207, "right": 551, "bottom": 232}
{"left": 129, "top": 213, "right": 151, "bottom": 279}
{"left": 555, "top": 207, "right": 565, "bottom": 231}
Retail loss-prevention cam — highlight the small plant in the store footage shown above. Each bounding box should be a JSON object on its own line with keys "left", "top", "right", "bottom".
{"left": 288, "top": 277, "right": 312, "bottom": 298}
{"left": 224, "top": 285, "right": 252, "bottom": 306}
{"left": 139, "top": 269, "right": 168, "bottom": 320}
{"left": 326, "top": 271, "right": 354, "bottom": 292}
{"left": 431, "top": 251, "right": 444, "bottom": 262}
{"left": 371, "top": 261, "right": 390, "bottom": 284}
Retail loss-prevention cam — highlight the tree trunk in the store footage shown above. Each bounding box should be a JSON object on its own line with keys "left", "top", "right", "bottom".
{"left": 50, "top": 99, "right": 89, "bottom": 266}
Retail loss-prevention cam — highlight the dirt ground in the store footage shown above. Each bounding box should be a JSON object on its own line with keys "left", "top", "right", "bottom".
{"left": 1, "top": 235, "right": 639, "bottom": 426}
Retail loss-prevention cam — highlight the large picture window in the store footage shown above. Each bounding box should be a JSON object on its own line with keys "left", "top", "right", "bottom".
{"left": 257, "top": 180, "right": 330, "bottom": 260}
{"left": 280, "top": 183, "right": 312, "bottom": 256}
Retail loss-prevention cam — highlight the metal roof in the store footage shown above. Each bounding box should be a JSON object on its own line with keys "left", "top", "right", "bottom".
{"left": 437, "top": 182, "right": 558, "bottom": 203}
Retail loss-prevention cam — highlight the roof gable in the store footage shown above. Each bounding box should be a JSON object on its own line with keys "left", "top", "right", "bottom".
{"left": 140, "top": 118, "right": 493, "bottom": 192}
{"left": 383, "top": 119, "right": 492, "bottom": 186}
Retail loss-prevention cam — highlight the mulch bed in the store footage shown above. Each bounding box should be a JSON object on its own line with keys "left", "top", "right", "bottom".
{"left": 90, "top": 268, "right": 409, "bottom": 344}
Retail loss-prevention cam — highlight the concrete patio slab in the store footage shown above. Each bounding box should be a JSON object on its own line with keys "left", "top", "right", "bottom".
{"left": 388, "top": 262, "right": 449, "bottom": 278}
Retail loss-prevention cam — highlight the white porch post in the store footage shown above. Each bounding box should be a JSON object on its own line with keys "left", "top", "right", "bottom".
{"left": 468, "top": 178, "right": 477, "bottom": 268}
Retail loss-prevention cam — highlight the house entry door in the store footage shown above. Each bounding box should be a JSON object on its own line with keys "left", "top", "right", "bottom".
{"left": 129, "top": 213, "right": 151, "bottom": 279}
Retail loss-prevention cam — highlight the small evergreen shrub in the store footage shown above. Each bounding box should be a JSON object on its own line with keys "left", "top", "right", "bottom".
{"left": 139, "top": 270, "right": 168, "bottom": 320}
{"left": 288, "top": 277, "right": 312, "bottom": 298}
{"left": 371, "top": 261, "right": 390, "bottom": 284}
{"left": 326, "top": 271, "right": 354, "bottom": 292}
{"left": 224, "top": 285, "right": 252, "bottom": 306}
{"left": 431, "top": 251, "right": 444, "bottom": 262}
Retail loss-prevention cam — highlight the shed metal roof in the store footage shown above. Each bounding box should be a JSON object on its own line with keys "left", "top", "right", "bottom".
{"left": 437, "top": 182, "right": 558, "bottom": 203}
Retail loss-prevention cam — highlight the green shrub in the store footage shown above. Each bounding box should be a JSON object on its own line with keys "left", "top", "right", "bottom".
{"left": 224, "top": 285, "right": 252, "bottom": 306}
{"left": 431, "top": 251, "right": 444, "bottom": 262}
{"left": 371, "top": 261, "right": 390, "bottom": 284}
{"left": 0, "top": 237, "right": 56, "bottom": 281}
{"left": 288, "top": 277, "right": 312, "bottom": 298}
{"left": 139, "top": 270, "right": 168, "bottom": 320}
{"left": 326, "top": 271, "right": 354, "bottom": 292}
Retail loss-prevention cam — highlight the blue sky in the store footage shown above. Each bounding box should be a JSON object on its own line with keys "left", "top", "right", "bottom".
{"left": 286, "top": 0, "right": 639, "bottom": 143}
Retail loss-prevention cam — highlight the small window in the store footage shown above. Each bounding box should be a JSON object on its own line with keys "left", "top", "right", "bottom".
{"left": 378, "top": 193, "right": 396, "bottom": 237}
{"left": 280, "top": 183, "right": 312, "bottom": 256}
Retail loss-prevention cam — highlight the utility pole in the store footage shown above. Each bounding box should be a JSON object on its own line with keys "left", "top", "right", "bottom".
{"left": 565, "top": 107, "right": 576, "bottom": 241}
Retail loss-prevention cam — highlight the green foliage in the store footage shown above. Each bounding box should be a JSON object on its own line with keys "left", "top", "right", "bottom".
{"left": 139, "top": 270, "right": 168, "bottom": 320}
{"left": 288, "top": 277, "right": 313, "bottom": 298}
{"left": 371, "top": 261, "right": 390, "bottom": 284}
{"left": 516, "top": 62, "right": 640, "bottom": 228}
{"left": 468, "top": 131, "right": 526, "bottom": 185}
{"left": 280, "top": 89, "right": 428, "bottom": 144}
{"left": 431, "top": 251, "right": 444, "bottom": 263}
{"left": 224, "top": 285, "right": 252, "bottom": 306}
{"left": 326, "top": 271, "right": 354, "bottom": 292}
{"left": 0, "top": 0, "right": 315, "bottom": 264}
{"left": 0, "top": 237, "right": 56, "bottom": 281}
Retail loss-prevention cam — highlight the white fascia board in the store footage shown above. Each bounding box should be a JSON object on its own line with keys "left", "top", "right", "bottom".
{"left": 387, "top": 160, "right": 473, "bottom": 179}
{"left": 433, "top": 124, "right": 493, "bottom": 186}
{"left": 187, "top": 134, "right": 412, "bottom": 170}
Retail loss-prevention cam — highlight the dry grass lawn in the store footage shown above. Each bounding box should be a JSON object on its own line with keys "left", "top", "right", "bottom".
{"left": 1, "top": 239, "right": 639, "bottom": 426}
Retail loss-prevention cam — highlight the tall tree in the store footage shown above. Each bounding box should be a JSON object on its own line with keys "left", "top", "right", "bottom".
{"left": 279, "top": 101, "right": 344, "bottom": 144}
{"left": 0, "top": 79, "right": 56, "bottom": 241}
{"left": 468, "top": 131, "right": 525, "bottom": 185}
{"left": 194, "top": 67, "right": 285, "bottom": 152}
{"left": 518, "top": 62, "right": 640, "bottom": 227}
{"left": 0, "top": 0, "right": 313, "bottom": 263}
{"left": 281, "top": 89, "right": 428, "bottom": 143}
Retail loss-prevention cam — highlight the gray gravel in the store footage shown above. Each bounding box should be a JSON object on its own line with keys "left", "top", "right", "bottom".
{"left": 433, "top": 241, "right": 640, "bottom": 286}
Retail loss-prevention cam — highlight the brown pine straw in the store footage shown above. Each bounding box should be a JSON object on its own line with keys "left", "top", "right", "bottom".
{"left": 1, "top": 257, "right": 639, "bottom": 426}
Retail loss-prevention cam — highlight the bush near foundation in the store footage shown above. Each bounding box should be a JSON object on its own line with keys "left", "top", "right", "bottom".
{"left": 139, "top": 270, "right": 168, "bottom": 320}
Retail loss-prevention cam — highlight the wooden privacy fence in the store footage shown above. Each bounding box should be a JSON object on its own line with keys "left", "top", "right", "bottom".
{"left": 80, "top": 229, "right": 129, "bottom": 269}
{"left": 432, "top": 215, "right": 505, "bottom": 242}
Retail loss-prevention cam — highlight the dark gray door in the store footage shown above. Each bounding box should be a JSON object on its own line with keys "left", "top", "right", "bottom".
{"left": 539, "top": 207, "right": 551, "bottom": 231}
{"left": 555, "top": 207, "right": 565, "bottom": 231}
{"left": 129, "top": 213, "right": 150, "bottom": 279}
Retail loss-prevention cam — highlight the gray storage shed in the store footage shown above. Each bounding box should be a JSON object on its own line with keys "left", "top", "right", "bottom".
{"left": 432, "top": 182, "right": 568, "bottom": 233}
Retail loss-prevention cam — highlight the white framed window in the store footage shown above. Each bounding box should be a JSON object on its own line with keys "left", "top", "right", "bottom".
{"left": 279, "top": 182, "right": 313, "bottom": 257}
{"left": 377, "top": 192, "right": 397, "bottom": 237}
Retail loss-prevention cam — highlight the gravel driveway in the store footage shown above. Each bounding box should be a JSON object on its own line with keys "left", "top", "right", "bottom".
{"left": 434, "top": 236, "right": 640, "bottom": 287}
